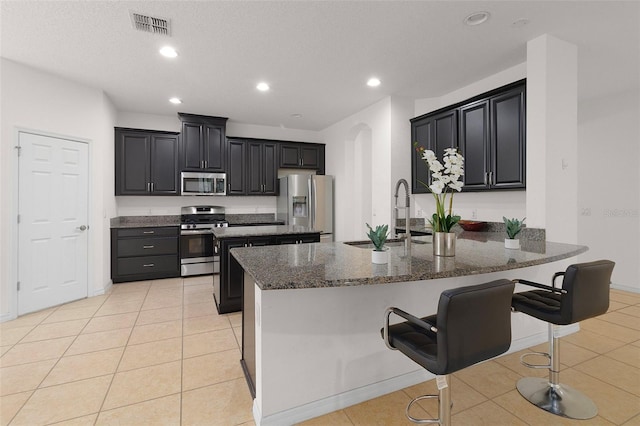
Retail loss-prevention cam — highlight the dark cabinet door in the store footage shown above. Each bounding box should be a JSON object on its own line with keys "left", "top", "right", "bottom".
{"left": 178, "top": 114, "right": 227, "bottom": 171}
{"left": 116, "top": 129, "right": 179, "bottom": 196}
{"left": 246, "top": 141, "right": 264, "bottom": 195}
{"left": 220, "top": 238, "right": 247, "bottom": 313}
{"left": 490, "top": 86, "right": 526, "bottom": 189}
{"left": 227, "top": 139, "right": 246, "bottom": 195}
{"left": 181, "top": 122, "right": 203, "bottom": 170}
{"left": 203, "top": 124, "right": 225, "bottom": 172}
{"left": 280, "top": 144, "right": 301, "bottom": 167}
{"left": 246, "top": 141, "right": 278, "bottom": 196}
{"left": 410, "top": 80, "right": 526, "bottom": 193}
{"left": 279, "top": 143, "right": 322, "bottom": 170}
{"left": 262, "top": 142, "right": 278, "bottom": 194}
{"left": 411, "top": 110, "right": 458, "bottom": 194}
{"left": 300, "top": 145, "right": 320, "bottom": 168}
{"left": 116, "top": 131, "right": 150, "bottom": 195}
{"left": 459, "top": 101, "right": 490, "bottom": 190}
{"left": 150, "top": 134, "right": 179, "bottom": 194}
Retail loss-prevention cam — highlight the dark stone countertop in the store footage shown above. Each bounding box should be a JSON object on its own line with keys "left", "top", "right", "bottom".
{"left": 110, "top": 215, "right": 180, "bottom": 228}
{"left": 230, "top": 232, "right": 587, "bottom": 290}
{"left": 212, "top": 225, "right": 318, "bottom": 239}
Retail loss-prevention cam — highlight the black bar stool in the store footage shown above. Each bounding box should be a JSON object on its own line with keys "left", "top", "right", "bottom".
{"left": 511, "top": 259, "right": 615, "bottom": 419}
{"left": 382, "top": 279, "right": 515, "bottom": 425}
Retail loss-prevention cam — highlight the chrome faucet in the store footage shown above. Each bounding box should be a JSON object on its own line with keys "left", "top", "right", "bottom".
{"left": 394, "top": 179, "right": 411, "bottom": 255}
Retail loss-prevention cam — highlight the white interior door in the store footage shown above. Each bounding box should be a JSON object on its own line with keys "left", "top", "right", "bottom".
{"left": 17, "top": 131, "right": 89, "bottom": 315}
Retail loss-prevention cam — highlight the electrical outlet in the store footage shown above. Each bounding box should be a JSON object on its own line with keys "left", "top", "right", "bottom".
{"left": 417, "top": 209, "right": 423, "bottom": 217}
{"left": 580, "top": 208, "right": 591, "bottom": 216}
{"left": 471, "top": 209, "right": 477, "bottom": 219}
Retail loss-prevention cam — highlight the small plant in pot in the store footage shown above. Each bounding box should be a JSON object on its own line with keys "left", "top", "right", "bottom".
{"left": 366, "top": 223, "right": 389, "bottom": 264}
{"left": 503, "top": 217, "right": 525, "bottom": 249}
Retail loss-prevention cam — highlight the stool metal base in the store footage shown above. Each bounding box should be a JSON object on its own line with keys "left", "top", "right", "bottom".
{"left": 516, "top": 377, "right": 598, "bottom": 420}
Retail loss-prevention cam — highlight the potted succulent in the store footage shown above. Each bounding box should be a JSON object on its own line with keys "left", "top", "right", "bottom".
{"left": 503, "top": 217, "right": 525, "bottom": 249}
{"left": 366, "top": 223, "right": 389, "bottom": 264}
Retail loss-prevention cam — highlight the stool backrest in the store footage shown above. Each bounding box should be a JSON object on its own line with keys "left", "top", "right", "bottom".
{"left": 436, "top": 279, "right": 515, "bottom": 375}
{"left": 561, "top": 260, "right": 615, "bottom": 323}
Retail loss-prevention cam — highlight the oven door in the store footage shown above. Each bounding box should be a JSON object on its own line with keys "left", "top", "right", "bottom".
{"left": 180, "top": 230, "right": 217, "bottom": 276}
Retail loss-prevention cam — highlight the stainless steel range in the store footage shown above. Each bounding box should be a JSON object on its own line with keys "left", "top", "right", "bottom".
{"left": 180, "top": 205, "right": 228, "bottom": 277}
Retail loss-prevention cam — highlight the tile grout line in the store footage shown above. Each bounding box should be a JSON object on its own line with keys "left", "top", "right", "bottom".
{"left": 93, "top": 282, "right": 151, "bottom": 423}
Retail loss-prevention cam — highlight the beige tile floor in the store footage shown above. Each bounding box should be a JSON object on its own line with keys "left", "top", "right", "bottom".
{"left": 0, "top": 279, "right": 638, "bottom": 426}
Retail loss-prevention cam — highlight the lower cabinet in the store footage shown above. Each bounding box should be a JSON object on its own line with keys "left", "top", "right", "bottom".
{"left": 111, "top": 227, "right": 180, "bottom": 283}
{"left": 215, "top": 233, "right": 320, "bottom": 314}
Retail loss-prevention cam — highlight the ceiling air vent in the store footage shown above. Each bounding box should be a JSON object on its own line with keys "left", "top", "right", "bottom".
{"left": 130, "top": 11, "right": 171, "bottom": 36}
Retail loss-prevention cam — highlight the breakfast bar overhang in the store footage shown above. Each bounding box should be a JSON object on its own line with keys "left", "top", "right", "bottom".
{"left": 231, "top": 233, "right": 588, "bottom": 425}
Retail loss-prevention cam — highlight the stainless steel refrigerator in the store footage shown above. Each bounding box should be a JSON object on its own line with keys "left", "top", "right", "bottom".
{"left": 277, "top": 174, "right": 334, "bottom": 242}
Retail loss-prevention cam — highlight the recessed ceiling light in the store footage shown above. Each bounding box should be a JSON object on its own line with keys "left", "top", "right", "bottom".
{"left": 464, "top": 11, "right": 490, "bottom": 26}
{"left": 159, "top": 46, "right": 178, "bottom": 58}
{"left": 291, "top": 113, "right": 303, "bottom": 118}
{"left": 169, "top": 97, "right": 182, "bottom": 104}
{"left": 257, "top": 82, "right": 270, "bottom": 92}
{"left": 367, "top": 77, "right": 381, "bottom": 87}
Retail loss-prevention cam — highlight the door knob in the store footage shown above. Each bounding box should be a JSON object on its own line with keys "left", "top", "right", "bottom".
{"left": 77, "top": 225, "right": 87, "bottom": 231}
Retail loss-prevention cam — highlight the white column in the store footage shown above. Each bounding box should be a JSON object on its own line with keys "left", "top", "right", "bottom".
{"left": 526, "top": 35, "right": 578, "bottom": 243}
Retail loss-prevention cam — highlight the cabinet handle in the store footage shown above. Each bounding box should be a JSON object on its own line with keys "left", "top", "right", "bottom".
{"left": 143, "top": 263, "right": 155, "bottom": 268}
{"left": 147, "top": 182, "right": 151, "bottom": 192}
{"left": 484, "top": 173, "right": 488, "bottom": 186}
{"left": 489, "top": 171, "right": 493, "bottom": 186}
{"left": 150, "top": 182, "right": 154, "bottom": 192}
{"left": 300, "top": 157, "right": 304, "bottom": 166}
{"left": 143, "top": 245, "right": 154, "bottom": 249}
{"left": 204, "top": 160, "right": 208, "bottom": 168}
{"left": 143, "top": 231, "right": 155, "bottom": 234}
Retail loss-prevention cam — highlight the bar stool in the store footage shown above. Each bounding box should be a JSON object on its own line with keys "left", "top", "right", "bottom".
{"left": 382, "top": 279, "right": 515, "bottom": 425}
{"left": 511, "top": 259, "right": 615, "bottom": 419}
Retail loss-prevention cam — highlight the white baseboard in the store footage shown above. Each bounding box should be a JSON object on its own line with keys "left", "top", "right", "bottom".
{"left": 253, "top": 330, "right": 572, "bottom": 426}
{"left": 611, "top": 283, "right": 640, "bottom": 294}
{"left": 0, "top": 312, "right": 17, "bottom": 323}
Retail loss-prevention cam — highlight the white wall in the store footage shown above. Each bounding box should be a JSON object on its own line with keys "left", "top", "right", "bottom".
{"left": 577, "top": 90, "right": 640, "bottom": 290}
{"left": 413, "top": 63, "right": 528, "bottom": 223}
{"left": 0, "top": 58, "right": 117, "bottom": 320}
{"left": 322, "top": 98, "right": 397, "bottom": 242}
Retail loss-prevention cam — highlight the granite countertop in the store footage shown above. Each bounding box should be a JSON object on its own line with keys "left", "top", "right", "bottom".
{"left": 110, "top": 215, "right": 180, "bottom": 228}
{"left": 212, "top": 225, "right": 318, "bottom": 239}
{"left": 230, "top": 232, "right": 588, "bottom": 290}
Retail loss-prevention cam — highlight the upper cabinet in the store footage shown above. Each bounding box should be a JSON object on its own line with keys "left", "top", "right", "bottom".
{"left": 226, "top": 138, "right": 282, "bottom": 196}
{"left": 178, "top": 113, "right": 227, "bottom": 172}
{"left": 247, "top": 140, "right": 278, "bottom": 195}
{"left": 279, "top": 142, "right": 325, "bottom": 174}
{"left": 411, "top": 110, "right": 458, "bottom": 194}
{"left": 115, "top": 128, "right": 180, "bottom": 196}
{"left": 411, "top": 80, "right": 526, "bottom": 193}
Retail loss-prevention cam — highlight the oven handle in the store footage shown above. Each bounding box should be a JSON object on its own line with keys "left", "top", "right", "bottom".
{"left": 180, "top": 229, "right": 213, "bottom": 235}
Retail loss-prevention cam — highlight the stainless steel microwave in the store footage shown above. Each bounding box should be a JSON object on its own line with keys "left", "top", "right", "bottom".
{"left": 181, "top": 172, "right": 226, "bottom": 196}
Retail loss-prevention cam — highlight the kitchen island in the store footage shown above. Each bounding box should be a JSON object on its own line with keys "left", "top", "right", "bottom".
{"left": 212, "top": 225, "right": 319, "bottom": 313}
{"left": 231, "top": 233, "right": 587, "bottom": 425}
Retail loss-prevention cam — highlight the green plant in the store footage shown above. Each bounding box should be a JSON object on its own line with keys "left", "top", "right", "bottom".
{"left": 366, "top": 223, "right": 389, "bottom": 251}
{"left": 503, "top": 217, "right": 526, "bottom": 239}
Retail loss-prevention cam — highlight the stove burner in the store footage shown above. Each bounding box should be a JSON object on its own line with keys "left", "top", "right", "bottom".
{"left": 180, "top": 205, "right": 227, "bottom": 230}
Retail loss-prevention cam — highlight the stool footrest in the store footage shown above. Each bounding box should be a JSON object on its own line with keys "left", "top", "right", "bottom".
{"left": 520, "top": 351, "right": 551, "bottom": 369}
{"left": 406, "top": 395, "right": 440, "bottom": 424}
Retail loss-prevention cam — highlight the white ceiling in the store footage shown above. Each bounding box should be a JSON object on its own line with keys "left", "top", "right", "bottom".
{"left": 2, "top": 1, "right": 638, "bottom": 131}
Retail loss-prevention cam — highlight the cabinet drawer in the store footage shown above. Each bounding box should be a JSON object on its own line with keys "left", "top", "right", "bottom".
{"left": 117, "top": 255, "right": 179, "bottom": 276}
{"left": 116, "top": 227, "right": 178, "bottom": 238}
{"left": 117, "top": 237, "right": 178, "bottom": 257}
